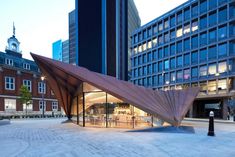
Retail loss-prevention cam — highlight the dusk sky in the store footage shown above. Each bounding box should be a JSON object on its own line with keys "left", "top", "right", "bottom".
{"left": 0, "top": 0, "right": 187, "bottom": 60}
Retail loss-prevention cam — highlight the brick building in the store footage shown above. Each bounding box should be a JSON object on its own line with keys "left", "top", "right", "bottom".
{"left": 0, "top": 27, "right": 61, "bottom": 117}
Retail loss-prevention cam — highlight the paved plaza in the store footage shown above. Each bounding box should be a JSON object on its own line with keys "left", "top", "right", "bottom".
{"left": 0, "top": 118, "right": 235, "bottom": 157}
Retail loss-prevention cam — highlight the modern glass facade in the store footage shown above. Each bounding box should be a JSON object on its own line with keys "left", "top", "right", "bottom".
{"left": 62, "top": 40, "right": 69, "bottom": 63}
{"left": 71, "top": 83, "right": 161, "bottom": 128}
{"left": 131, "top": 0, "right": 235, "bottom": 119}
{"left": 52, "top": 40, "right": 62, "bottom": 61}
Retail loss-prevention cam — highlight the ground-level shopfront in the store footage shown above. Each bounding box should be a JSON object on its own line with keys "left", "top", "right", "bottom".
{"left": 70, "top": 83, "right": 160, "bottom": 128}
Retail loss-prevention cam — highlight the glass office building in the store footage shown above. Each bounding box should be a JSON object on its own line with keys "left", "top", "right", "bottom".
{"left": 52, "top": 40, "right": 62, "bottom": 61}
{"left": 131, "top": 0, "right": 235, "bottom": 119}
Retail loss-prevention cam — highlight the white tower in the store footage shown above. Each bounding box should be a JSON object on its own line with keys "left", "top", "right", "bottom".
{"left": 6, "top": 23, "right": 21, "bottom": 53}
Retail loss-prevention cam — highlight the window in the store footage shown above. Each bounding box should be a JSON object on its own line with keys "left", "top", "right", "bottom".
{"left": 208, "top": 63, "right": 217, "bottom": 75}
{"left": 152, "top": 25, "right": 157, "bottom": 35}
{"left": 5, "top": 77, "right": 15, "bottom": 90}
{"left": 199, "top": 65, "right": 207, "bottom": 76}
{"left": 176, "top": 27, "right": 183, "bottom": 37}
{"left": 143, "top": 54, "right": 147, "bottom": 63}
{"left": 170, "top": 72, "right": 176, "bottom": 82}
{"left": 134, "top": 35, "right": 138, "bottom": 43}
{"left": 153, "top": 76, "right": 157, "bottom": 85}
{"left": 192, "top": 35, "right": 198, "bottom": 49}
{"left": 230, "top": 23, "right": 235, "bottom": 37}
{"left": 209, "top": 29, "right": 216, "bottom": 43}
{"left": 147, "top": 52, "right": 152, "bottom": 62}
{"left": 158, "top": 61, "right": 163, "bottom": 72}
{"left": 170, "top": 58, "right": 175, "bottom": 69}
{"left": 52, "top": 102, "right": 58, "bottom": 111}
{"left": 23, "top": 80, "right": 32, "bottom": 92}
{"left": 200, "top": 32, "right": 207, "bottom": 46}
{"left": 164, "top": 60, "right": 169, "bottom": 70}
{"left": 219, "top": 0, "right": 227, "bottom": 5}
{"left": 143, "top": 30, "right": 147, "bottom": 39}
{"left": 164, "top": 33, "right": 170, "bottom": 42}
{"left": 177, "top": 41, "right": 182, "bottom": 53}
{"left": 138, "top": 67, "right": 142, "bottom": 76}
{"left": 177, "top": 12, "right": 182, "bottom": 24}
{"left": 176, "top": 70, "right": 183, "bottom": 81}
{"left": 218, "top": 61, "right": 227, "bottom": 73}
{"left": 152, "top": 38, "right": 157, "bottom": 47}
{"left": 170, "top": 44, "right": 175, "bottom": 55}
{"left": 134, "top": 69, "right": 138, "bottom": 77}
{"left": 133, "top": 47, "right": 137, "bottom": 54}
{"left": 184, "top": 53, "right": 190, "bottom": 65}
{"left": 5, "top": 58, "right": 13, "bottom": 66}
{"left": 4, "top": 99, "right": 16, "bottom": 111}
{"left": 230, "top": 41, "right": 235, "bottom": 55}
{"left": 199, "top": 49, "right": 207, "bottom": 62}
{"left": 147, "top": 28, "right": 152, "bottom": 37}
{"left": 184, "top": 69, "right": 190, "bottom": 80}
{"left": 147, "top": 64, "right": 152, "bottom": 74}
{"left": 148, "top": 77, "right": 152, "bottom": 86}
{"left": 142, "top": 43, "right": 147, "bottom": 51}
{"left": 51, "top": 90, "right": 55, "bottom": 95}
{"left": 138, "top": 56, "right": 142, "bottom": 64}
{"left": 184, "top": 8, "right": 190, "bottom": 20}
{"left": 192, "top": 20, "right": 198, "bottom": 32}
{"left": 191, "top": 51, "right": 198, "bottom": 64}
{"left": 209, "top": 11, "right": 217, "bottom": 26}
{"left": 200, "top": 16, "right": 207, "bottom": 29}
{"left": 192, "top": 4, "right": 198, "bottom": 17}
{"left": 218, "top": 79, "right": 227, "bottom": 93}
{"left": 138, "top": 45, "right": 142, "bottom": 53}
{"left": 38, "top": 82, "right": 46, "bottom": 94}
{"left": 143, "top": 78, "right": 147, "bottom": 87}
{"left": 138, "top": 33, "right": 142, "bottom": 41}
{"left": 143, "top": 66, "right": 147, "bottom": 75}
{"left": 199, "top": 81, "right": 207, "bottom": 94}
{"left": 158, "top": 75, "right": 163, "bottom": 85}
{"left": 138, "top": 79, "right": 142, "bottom": 86}
{"left": 176, "top": 56, "right": 183, "bottom": 67}
{"left": 164, "top": 19, "right": 169, "bottom": 29}
{"left": 218, "top": 25, "right": 227, "bottom": 40}
{"left": 208, "top": 46, "right": 217, "bottom": 60}
{"left": 23, "top": 63, "right": 30, "bottom": 70}
{"left": 158, "top": 48, "right": 163, "bottom": 59}
{"left": 147, "top": 41, "right": 152, "bottom": 49}
{"left": 158, "top": 35, "right": 163, "bottom": 45}
{"left": 208, "top": 80, "right": 216, "bottom": 94}
{"left": 164, "top": 73, "right": 169, "bottom": 84}
{"left": 219, "top": 7, "right": 227, "bottom": 23}
{"left": 184, "top": 24, "right": 190, "bottom": 34}
{"left": 153, "top": 50, "right": 157, "bottom": 60}
{"left": 192, "top": 67, "right": 198, "bottom": 78}
{"left": 39, "top": 101, "right": 46, "bottom": 111}
{"left": 170, "top": 15, "right": 175, "bottom": 27}
{"left": 184, "top": 38, "right": 190, "bottom": 51}
{"left": 170, "top": 30, "right": 176, "bottom": 40}
{"left": 158, "top": 22, "right": 163, "bottom": 32}
{"left": 164, "top": 46, "right": 169, "bottom": 57}
{"left": 153, "top": 63, "right": 157, "bottom": 73}
{"left": 230, "top": 4, "right": 235, "bottom": 18}
{"left": 200, "top": 0, "right": 207, "bottom": 13}
{"left": 218, "top": 43, "right": 227, "bottom": 57}
{"left": 209, "top": 0, "right": 217, "bottom": 9}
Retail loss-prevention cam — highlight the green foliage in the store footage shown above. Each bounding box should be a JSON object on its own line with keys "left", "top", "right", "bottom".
{"left": 19, "top": 85, "right": 32, "bottom": 115}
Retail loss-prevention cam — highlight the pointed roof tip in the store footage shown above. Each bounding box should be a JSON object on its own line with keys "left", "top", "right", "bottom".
{"left": 13, "top": 22, "right": 16, "bottom": 36}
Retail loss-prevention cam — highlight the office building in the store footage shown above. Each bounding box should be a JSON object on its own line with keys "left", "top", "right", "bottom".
{"left": 52, "top": 40, "right": 62, "bottom": 61}
{"left": 62, "top": 40, "right": 69, "bottom": 63}
{"left": 130, "top": 0, "right": 235, "bottom": 119}
{"left": 75, "top": 0, "right": 128, "bottom": 80}
{"left": 0, "top": 26, "right": 61, "bottom": 117}
{"left": 69, "top": 10, "right": 76, "bottom": 65}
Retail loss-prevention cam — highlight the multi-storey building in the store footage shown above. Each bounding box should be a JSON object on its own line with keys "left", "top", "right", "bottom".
{"left": 0, "top": 29, "right": 61, "bottom": 117}
{"left": 131, "top": 0, "right": 235, "bottom": 119}
{"left": 52, "top": 40, "right": 63, "bottom": 61}
{"left": 69, "top": 10, "right": 76, "bottom": 65}
{"left": 62, "top": 39, "right": 69, "bottom": 63}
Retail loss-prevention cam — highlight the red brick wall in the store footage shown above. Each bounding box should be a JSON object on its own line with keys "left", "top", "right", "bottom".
{"left": 0, "top": 98, "right": 4, "bottom": 111}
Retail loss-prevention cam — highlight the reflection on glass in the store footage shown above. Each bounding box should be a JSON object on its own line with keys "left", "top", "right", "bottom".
{"left": 208, "top": 80, "right": 216, "bottom": 94}
{"left": 218, "top": 79, "right": 227, "bottom": 94}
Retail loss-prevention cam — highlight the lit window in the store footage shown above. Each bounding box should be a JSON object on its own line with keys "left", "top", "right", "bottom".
{"left": 184, "top": 24, "right": 190, "bottom": 34}
{"left": 38, "top": 82, "right": 46, "bottom": 94}
{"left": 138, "top": 45, "right": 142, "bottom": 53}
{"left": 142, "top": 43, "right": 147, "bottom": 51}
{"left": 184, "top": 69, "right": 190, "bottom": 80}
{"left": 208, "top": 63, "right": 216, "bottom": 75}
{"left": 133, "top": 47, "right": 137, "bottom": 54}
{"left": 170, "top": 72, "right": 176, "bottom": 82}
{"left": 218, "top": 79, "right": 227, "bottom": 93}
{"left": 164, "top": 20, "right": 169, "bottom": 29}
{"left": 152, "top": 38, "right": 157, "bottom": 47}
{"left": 4, "top": 99, "right": 16, "bottom": 111}
{"left": 199, "top": 81, "right": 207, "bottom": 94}
{"left": 208, "top": 80, "right": 216, "bottom": 94}
{"left": 5, "top": 77, "right": 15, "bottom": 90}
{"left": 5, "top": 58, "right": 13, "bottom": 66}
{"left": 176, "top": 27, "right": 183, "bottom": 37}
{"left": 147, "top": 41, "right": 152, "bottom": 49}
{"left": 52, "top": 102, "right": 58, "bottom": 111}
{"left": 199, "top": 65, "right": 207, "bottom": 76}
{"left": 158, "top": 23, "right": 163, "bottom": 32}
{"left": 164, "top": 60, "right": 169, "bottom": 70}
{"left": 218, "top": 61, "right": 227, "bottom": 73}
{"left": 23, "top": 80, "right": 32, "bottom": 92}
{"left": 192, "top": 21, "right": 198, "bottom": 32}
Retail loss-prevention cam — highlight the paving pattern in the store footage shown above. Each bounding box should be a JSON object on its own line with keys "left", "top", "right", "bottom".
{"left": 0, "top": 118, "right": 235, "bottom": 157}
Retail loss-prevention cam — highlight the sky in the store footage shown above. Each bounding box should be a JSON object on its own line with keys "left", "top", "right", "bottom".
{"left": 0, "top": 0, "right": 188, "bottom": 60}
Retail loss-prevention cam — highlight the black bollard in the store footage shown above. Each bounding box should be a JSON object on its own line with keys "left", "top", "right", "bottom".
{"left": 208, "top": 111, "right": 215, "bottom": 136}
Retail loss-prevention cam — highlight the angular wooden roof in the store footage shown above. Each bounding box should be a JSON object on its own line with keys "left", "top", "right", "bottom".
{"left": 31, "top": 53, "right": 200, "bottom": 126}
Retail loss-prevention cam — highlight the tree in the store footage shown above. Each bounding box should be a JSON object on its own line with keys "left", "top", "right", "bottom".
{"left": 19, "top": 85, "right": 32, "bottom": 116}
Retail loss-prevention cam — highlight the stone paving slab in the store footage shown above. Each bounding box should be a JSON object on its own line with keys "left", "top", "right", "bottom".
{"left": 0, "top": 118, "right": 234, "bottom": 157}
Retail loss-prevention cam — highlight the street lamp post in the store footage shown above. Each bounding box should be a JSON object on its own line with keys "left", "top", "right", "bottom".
{"left": 41, "top": 76, "right": 45, "bottom": 118}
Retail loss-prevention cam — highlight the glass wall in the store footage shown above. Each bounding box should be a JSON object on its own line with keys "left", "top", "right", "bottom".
{"left": 70, "top": 82, "right": 154, "bottom": 128}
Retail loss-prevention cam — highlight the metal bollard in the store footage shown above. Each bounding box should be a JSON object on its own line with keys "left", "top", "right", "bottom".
{"left": 208, "top": 111, "right": 215, "bottom": 136}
